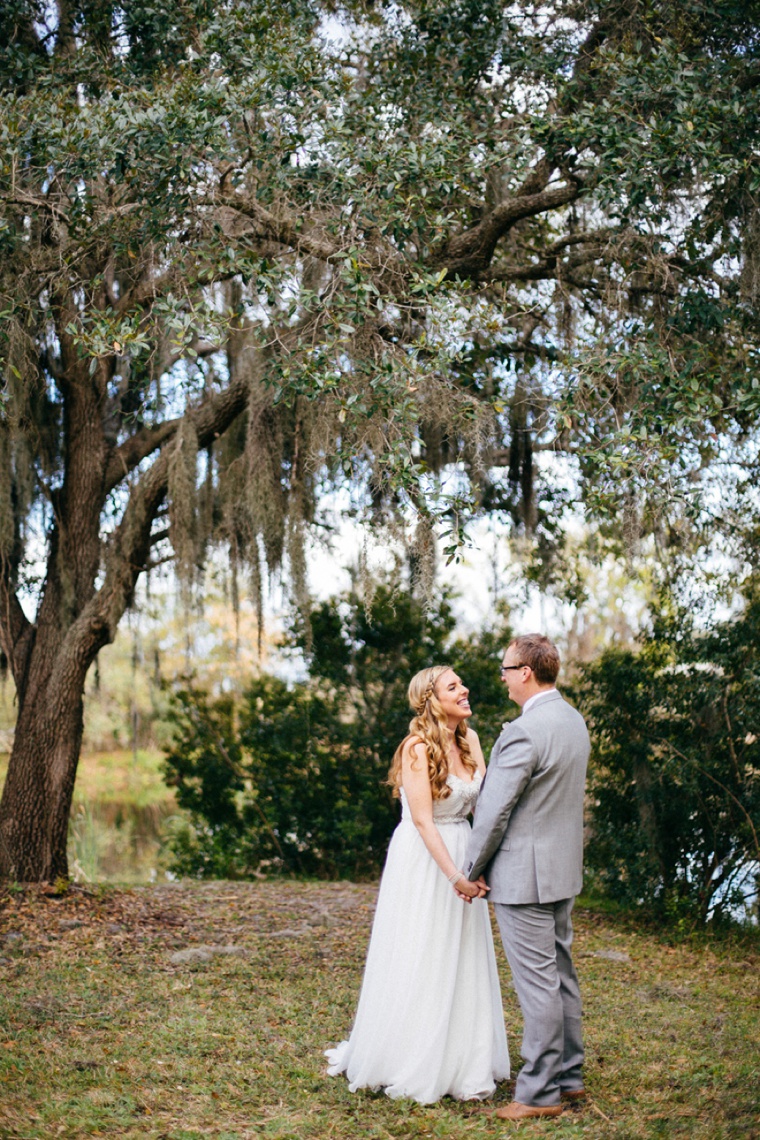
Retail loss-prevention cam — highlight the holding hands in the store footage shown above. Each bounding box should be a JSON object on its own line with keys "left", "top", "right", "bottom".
{"left": 449, "top": 872, "right": 490, "bottom": 903}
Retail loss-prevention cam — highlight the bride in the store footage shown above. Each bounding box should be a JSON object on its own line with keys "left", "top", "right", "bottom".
{"left": 326, "top": 665, "right": 510, "bottom": 1103}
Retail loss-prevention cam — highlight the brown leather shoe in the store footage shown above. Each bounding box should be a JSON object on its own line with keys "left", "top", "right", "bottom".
{"left": 560, "top": 1088, "right": 587, "bottom": 1103}
{"left": 495, "top": 1101, "right": 564, "bottom": 1121}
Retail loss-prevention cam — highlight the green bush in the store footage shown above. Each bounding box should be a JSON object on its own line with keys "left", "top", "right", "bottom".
{"left": 162, "top": 584, "right": 513, "bottom": 878}
{"left": 576, "top": 603, "right": 760, "bottom": 926}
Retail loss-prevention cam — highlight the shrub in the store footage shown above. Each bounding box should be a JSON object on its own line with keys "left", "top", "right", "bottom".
{"left": 576, "top": 604, "right": 760, "bottom": 925}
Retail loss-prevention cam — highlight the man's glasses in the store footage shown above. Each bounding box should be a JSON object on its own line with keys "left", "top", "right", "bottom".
{"left": 500, "top": 663, "right": 528, "bottom": 674}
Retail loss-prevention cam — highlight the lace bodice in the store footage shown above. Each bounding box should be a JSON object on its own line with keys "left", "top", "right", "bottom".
{"left": 400, "top": 771, "right": 482, "bottom": 824}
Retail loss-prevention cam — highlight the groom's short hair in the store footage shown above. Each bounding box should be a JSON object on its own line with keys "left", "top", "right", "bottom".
{"left": 509, "top": 634, "right": 560, "bottom": 685}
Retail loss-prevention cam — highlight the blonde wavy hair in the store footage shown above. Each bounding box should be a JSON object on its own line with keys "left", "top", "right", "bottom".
{"left": 387, "top": 665, "right": 476, "bottom": 800}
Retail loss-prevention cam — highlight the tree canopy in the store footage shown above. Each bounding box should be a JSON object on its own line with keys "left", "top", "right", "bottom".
{"left": 4, "top": 2, "right": 760, "bottom": 577}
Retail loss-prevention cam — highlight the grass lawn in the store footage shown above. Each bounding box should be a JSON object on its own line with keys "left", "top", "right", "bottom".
{"left": 0, "top": 881, "right": 758, "bottom": 1139}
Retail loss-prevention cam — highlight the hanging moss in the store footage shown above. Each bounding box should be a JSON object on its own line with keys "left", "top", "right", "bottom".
{"left": 168, "top": 418, "right": 200, "bottom": 590}
{"left": 740, "top": 194, "right": 760, "bottom": 306}
{"left": 409, "top": 514, "right": 436, "bottom": 603}
{"left": 244, "top": 392, "right": 288, "bottom": 571}
{"left": 0, "top": 425, "right": 14, "bottom": 561}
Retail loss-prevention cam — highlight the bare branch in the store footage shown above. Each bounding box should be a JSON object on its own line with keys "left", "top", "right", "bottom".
{"left": 490, "top": 439, "right": 571, "bottom": 467}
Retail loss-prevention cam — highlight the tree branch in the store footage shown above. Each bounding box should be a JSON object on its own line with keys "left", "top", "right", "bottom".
{"left": 116, "top": 268, "right": 178, "bottom": 315}
{"left": 436, "top": 180, "right": 583, "bottom": 278}
{"left": 483, "top": 230, "right": 613, "bottom": 284}
{"left": 490, "top": 439, "right": 572, "bottom": 467}
{"left": 660, "top": 740, "right": 760, "bottom": 863}
{"left": 215, "top": 195, "right": 343, "bottom": 264}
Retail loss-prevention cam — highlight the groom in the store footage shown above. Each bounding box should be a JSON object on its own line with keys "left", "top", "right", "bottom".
{"left": 463, "top": 634, "right": 590, "bottom": 1122}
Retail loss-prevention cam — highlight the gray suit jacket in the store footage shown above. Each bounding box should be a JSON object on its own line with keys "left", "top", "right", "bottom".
{"left": 465, "top": 690, "right": 590, "bottom": 905}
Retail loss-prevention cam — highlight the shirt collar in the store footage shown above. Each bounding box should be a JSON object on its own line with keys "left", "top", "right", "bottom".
{"left": 522, "top": 688, "right": 557, "bottom": 715}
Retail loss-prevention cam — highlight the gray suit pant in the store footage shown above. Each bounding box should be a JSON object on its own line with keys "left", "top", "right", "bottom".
{"left": 494, "top": 898, "right": 584, "bottom": 1107}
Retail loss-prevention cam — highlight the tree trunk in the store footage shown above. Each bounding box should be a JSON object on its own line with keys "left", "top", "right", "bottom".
{"left": 0, "top": 645, "right": 89, "bottom": 881}
{"left": 0, "top": 363, "right": 251, "bottom": 882}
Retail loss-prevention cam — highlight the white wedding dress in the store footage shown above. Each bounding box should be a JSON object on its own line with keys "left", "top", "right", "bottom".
{"left": 325, "top": 772, "right": 510, "bottom": 1103}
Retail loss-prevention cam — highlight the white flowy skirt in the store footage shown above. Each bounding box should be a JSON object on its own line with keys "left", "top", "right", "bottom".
{"left": 325, "top": 817, "right": 510, "bottom": 1103}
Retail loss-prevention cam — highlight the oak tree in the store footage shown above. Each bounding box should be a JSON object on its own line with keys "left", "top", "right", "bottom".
{"left": 1, "top": 0, "right": 759, "bottom": 879}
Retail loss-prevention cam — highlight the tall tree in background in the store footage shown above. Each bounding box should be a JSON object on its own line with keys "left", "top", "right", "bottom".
{"left": 1, "top": 0, "right": 760, "bottom": 879}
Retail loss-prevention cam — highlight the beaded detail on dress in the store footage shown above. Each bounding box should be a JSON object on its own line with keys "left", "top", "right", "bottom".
{"left": 400, "top": 771, "right": 482, "bottom": 824}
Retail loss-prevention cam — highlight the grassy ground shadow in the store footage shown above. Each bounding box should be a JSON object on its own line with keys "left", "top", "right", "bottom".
{"left": 1, "top": 881, "right": 758, "bottom": 1139}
